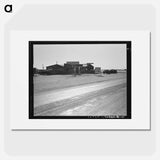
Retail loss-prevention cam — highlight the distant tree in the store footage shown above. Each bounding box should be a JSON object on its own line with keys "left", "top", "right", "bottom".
{"left": 33, "top": 68, "right": 38, "bottom": 74}
{"left": 103, "top": 69, "right": 117, "bottom": 74}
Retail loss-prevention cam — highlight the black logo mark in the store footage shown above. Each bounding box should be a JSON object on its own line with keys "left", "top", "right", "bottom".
{"left": 4, "top": 4, "right": 12, "bottom": 13}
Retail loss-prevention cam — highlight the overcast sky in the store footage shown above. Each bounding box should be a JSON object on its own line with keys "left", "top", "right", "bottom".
{"left": 33, "top": 44, "right": 126, "bottom": 69}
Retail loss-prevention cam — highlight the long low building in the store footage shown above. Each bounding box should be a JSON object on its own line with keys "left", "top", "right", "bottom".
{"left": 45, "top": 61, "right": 95, "bottom": 75}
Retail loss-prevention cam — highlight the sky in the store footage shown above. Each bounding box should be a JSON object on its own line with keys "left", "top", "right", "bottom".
{"left": 33, "top": 44, "right": 126, "bottom": 70}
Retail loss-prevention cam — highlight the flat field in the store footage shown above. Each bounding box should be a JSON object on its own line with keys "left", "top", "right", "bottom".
{"left": 34, "top": 73, "right": 127, "bottom": 116}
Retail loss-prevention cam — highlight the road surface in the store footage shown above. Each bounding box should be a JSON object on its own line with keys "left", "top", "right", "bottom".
{"left": 34, "top": 76, "right": 126, "bottom": 116}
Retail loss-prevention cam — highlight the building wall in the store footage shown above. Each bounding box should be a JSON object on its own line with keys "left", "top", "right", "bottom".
{"left": 95, "top": 67, "right": 101, "bottom": 74}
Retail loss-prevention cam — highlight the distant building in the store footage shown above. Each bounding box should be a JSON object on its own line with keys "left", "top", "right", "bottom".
{"left": 44, "top": 61, "right": 95, "bottom": 75}
{"left": 95, "top": 67, "right": 101, "bottom": 74}
{"left": 46, "top": 64, "right": 63, "bottom": 70}
{"left": 46, "top": 64, "right": 65, "bottom": 74}
{"left": 64, "top": 61, "right": 82, "bottom": 74}
{"left": 37, "top": 69, "right": 48, "bottom": 75}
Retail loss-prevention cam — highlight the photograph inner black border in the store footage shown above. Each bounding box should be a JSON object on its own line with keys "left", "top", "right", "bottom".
{"left": 29, "top": 41, "right": 131, "bottom": 119}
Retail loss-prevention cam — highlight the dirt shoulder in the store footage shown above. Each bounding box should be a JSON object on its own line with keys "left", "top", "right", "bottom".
{"left": 34, "top": 72, "right": 126, "bottom": 94}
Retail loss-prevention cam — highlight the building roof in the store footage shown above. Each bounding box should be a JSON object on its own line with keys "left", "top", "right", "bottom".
{"left": 66, "top": 61, "right": 79, "bottom": 65}
{"left": 46, "top": 64, "right": 63, "bottom": 68}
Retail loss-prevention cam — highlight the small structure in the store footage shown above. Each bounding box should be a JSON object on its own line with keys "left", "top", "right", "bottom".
{"left": 64, "top": 61, "right": 82, "bottom": 75}
{"left": 80, "top": 63, "right": 94, "bottom": 74}
{"left": 95, "top": 67, "right": 101, "bottom": 74}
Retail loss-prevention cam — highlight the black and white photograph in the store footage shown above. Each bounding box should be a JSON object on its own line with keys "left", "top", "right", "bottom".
{"left": 29, "top": 41, "right": 131, "bottom": 119}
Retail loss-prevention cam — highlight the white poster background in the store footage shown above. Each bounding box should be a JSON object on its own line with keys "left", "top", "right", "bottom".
{"left": 10, "top": 31, "right": 150, "bottom": 130}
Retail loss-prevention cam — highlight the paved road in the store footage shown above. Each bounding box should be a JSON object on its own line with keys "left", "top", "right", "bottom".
{"left": 34, "top": 78, "right": 126, "bottom": 116}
